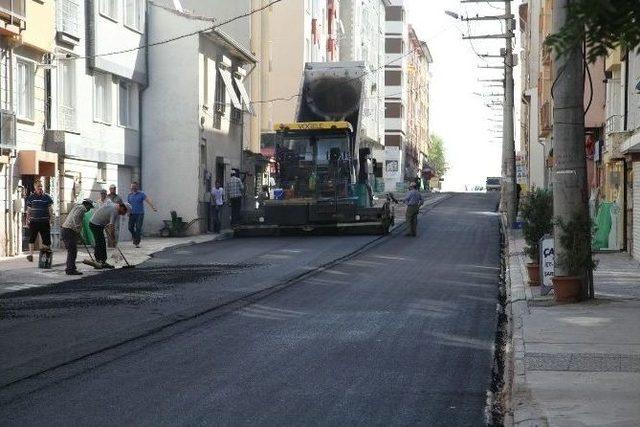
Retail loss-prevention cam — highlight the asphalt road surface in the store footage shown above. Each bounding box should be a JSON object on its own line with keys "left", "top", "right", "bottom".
{"left": 0, "top": 193, "right": 502, "bottom": 426}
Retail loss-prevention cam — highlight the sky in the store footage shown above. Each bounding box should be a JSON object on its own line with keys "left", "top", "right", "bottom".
{"left": 404, "top": 0, "right": 512, "bottom": 191}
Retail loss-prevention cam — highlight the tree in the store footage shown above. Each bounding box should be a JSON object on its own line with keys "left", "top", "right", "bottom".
{"left": 546, "top": 0, "right": 640, "bottom": 62}
{"left": 427, "top": 134, "right": 448, "bottom": 178}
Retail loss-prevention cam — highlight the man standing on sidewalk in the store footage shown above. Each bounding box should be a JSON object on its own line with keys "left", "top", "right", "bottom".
{"left": 107, "top": 184, "right": 122, "bottom": 204}
{"left": 61, "top": 199, "right": 94, "bottom": 275}
{"left": 89, "top": 202, "right": 129, "bottom": 268}
{"left": 25, "top": 181, "right": 54, "bottom": 263}
{"left": 211, "top": 181, "right": 224, "bottom": 233}
{"left": 127, "top": 182, "right": 157, "bottom": 248}
{"left": 404, "top": 182, "right": 424, "bottom": 237}
{"left": 227, "top": 172, "right": 244, "bottom": 226}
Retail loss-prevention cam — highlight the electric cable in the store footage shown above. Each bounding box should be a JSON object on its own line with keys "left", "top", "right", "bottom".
{"left": 59, "top": 0, "right": 283, "bottom": 61}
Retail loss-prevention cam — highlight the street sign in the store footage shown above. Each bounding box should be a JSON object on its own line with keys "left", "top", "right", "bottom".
{"left": 539, "top": 236, "right": 554, "bottom": 295}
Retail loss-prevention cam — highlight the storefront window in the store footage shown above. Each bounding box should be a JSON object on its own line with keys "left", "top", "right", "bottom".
{"left": 594, "top": 160, "right": 624, "bottom": 250}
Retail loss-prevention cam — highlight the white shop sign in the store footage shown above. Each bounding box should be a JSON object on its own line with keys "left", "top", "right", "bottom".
{"left": 539, "top": 237, "right": 555, "bottom": 295}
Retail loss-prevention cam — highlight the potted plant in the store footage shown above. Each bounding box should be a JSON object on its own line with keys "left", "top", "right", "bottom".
{"left": 553, "top": 211, "right": 597, "bottom": 303}
{"left": 521, "top": 188, "right": 554, "bottom": 285}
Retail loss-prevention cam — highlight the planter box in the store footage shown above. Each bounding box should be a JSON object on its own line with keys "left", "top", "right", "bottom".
{"left": 552, "top": 276, "right": 582, "bottom": 303}
{"left": 526, "top": 262, "right": 541, "bottom": 286}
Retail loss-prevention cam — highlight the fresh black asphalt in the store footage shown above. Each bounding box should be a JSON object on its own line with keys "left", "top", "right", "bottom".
{"left": 0, "top": 193, "right": 501, "bottom": 426}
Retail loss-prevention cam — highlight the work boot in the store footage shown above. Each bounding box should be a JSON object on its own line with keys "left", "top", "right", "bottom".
{"left": 66, "top": 270, "right": 83, "bottom": 276}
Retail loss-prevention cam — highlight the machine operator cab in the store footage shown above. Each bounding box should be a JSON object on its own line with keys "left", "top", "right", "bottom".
{"left": 274, "top": 121, "right": 374, "bottom": 208}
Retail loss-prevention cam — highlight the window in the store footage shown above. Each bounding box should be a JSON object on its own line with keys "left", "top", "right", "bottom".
{"left": 385, "top": 70, "right": 402, "bottom": 86}
{"left": 213, "top": 68, "right": 225, "bottom": 129}
{"left": 59, "top": 59, "right": 76, "bottom": 130}
{"left": 97, "top": 162, "right": 107, "bottom": 183}
{"left": 16, "top": 59, "right": 34, "bottom": 120}
{"left": 57, "top": 0, "right": 79, "bottom": 37}
{"left": 94, "top": 72, "right": 112, "bottom": 123}
{"left": 386, "top": 6, "right": 403, "bottom": 22}
{"left": 385, "top": 38, "right": 402, "bottom": 54}
{"left": 119, "top": 80, "right": 137, "bottom": 128}
{"left": 125, "top": 0, "right": 144, "bottom": 31}
{"left": 100, "top": 0, "right": 118, "bottom": 20}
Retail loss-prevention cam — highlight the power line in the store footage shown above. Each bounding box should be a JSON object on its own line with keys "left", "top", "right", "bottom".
{"left": 250, "top": 44, "right": 425, "bottom": 106}
{"left": 60, "top": 0, "right": 283, "bottom": 61}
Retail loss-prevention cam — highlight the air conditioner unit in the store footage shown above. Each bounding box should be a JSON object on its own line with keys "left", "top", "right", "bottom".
{"left": 0, "top": 110, "right": 16, "bottom": 149}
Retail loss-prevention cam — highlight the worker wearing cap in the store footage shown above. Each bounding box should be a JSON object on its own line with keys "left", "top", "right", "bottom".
{"left": 61, "top": 199, "right": 95, "bottom": 275}
{"left": 404, "top": 182, "right": 424, "bottom": 237}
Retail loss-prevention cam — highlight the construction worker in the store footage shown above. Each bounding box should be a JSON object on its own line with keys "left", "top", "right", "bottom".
{"left": 89, "top": 201, "right": 129, "bottom": 268}
{"left": 404, "top": 182, "right": 424, "bottom": 237}
{"left": 61, "top": 199, "right": 94, "bottom": 275}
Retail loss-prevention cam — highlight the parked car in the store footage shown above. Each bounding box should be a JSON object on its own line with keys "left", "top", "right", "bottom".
{"left": 486, "top": 177, "right": 501, "bottom": 192}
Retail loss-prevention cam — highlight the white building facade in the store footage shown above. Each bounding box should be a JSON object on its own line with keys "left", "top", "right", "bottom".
{"left": 142, "top": 6, "right": 255, "bottom": 235}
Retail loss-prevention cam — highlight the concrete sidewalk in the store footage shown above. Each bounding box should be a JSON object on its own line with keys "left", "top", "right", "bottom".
{"left": 506, "top": 231, "right": 640, "bottom": 426}
{"left": 0, "top": 231, "right": 233, "bottom": 295}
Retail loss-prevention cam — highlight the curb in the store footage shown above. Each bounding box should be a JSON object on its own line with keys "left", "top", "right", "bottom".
{"left": 502, "top": 215, "right": 549, "bottom": 427}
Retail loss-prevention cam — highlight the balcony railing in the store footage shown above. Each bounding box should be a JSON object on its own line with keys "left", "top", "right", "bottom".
{"left": 56, "top": 0, "right": 80, "bottom": 38}
{"left": 605, "top": 115, "right": 623, "bottom": 134}
{"left": 0, "top": 0, "right": 25, "bottom": 19}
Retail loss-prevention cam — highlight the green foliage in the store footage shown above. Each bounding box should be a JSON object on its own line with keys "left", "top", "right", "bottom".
{"left": 555, "top": 211, "right": 598, "bottom": 276}
{"left": 521, "top": 188, "right": 554, "bottom": 263}
{"left": 545, "top": 0, "right": 640, "bottom": 62}
{"left": 427, "top": 134, "right": 448, "bottom": 178}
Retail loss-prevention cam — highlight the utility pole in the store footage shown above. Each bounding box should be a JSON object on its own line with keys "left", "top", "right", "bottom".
{"left": 551, "top": 0, "right": 592, "bottom": 299}
{"left": 503, "top": 0, "right": 516, "bottom": 227}
{"left": 460, "top": 0, "right": 516, "bottom": 226}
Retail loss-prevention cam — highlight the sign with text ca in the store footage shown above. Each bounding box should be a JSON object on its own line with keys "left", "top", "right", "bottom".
{"left": 539, "top": 236, "right": 554, "bottom": 296}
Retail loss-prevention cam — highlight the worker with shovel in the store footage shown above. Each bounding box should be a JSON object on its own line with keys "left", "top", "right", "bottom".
{"left": 88, "top": 201, "right": 129, "bottom": 269}
{"left": 61, "top": 199, "right": 95, "bottom": 275}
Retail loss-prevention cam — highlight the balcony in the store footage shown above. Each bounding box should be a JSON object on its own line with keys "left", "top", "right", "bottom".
{"left": 0, "top": 0, "right": 26, "bottom": 34}
{"left": 605, "top": 115, "right": 623, "bottom": 135}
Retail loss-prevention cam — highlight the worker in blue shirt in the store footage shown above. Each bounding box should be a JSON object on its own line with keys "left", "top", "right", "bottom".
{"left": 404, "top": 182, "right": 424, "bottom": 237}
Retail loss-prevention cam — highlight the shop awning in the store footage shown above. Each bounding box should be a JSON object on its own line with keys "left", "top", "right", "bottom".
{"left": 233, "top": 71, "right": 253, "bottom": 114}
{"left": 218, "top": 66, "right": 242, "bottom": 110}
{"left": 17, "top": 150, "right": 57, "bottom": 176}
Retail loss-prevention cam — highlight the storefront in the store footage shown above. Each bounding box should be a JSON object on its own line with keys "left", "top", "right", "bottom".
{"left": 593, "top": 158, "right": 625, "bottom": 251}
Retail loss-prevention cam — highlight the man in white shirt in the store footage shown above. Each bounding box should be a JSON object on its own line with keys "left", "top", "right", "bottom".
{"left": 89, "top": 202, "right": 129, "bottom": 268}
{"left": 211, "top": 181, "right": 224, "bottom": 233}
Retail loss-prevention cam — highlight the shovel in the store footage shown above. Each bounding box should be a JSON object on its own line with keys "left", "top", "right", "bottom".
{"left": 115, "top": 245, "right": 135, "bottom": 269}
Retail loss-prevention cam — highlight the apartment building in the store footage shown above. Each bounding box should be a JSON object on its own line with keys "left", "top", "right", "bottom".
{"left": 338, "top": 0, "right": 387, "bottom": 191}
{"left": 0, "top": 0, "right": 58, "bottom": 256}
{"left": 406, "top": 25, "right": 432, "bottom": 187}
{"left": 605, "top": 48, "right": 640, "bottom": 257}
{"left": 383, "top": 0, "right": 408, "bottom": 191}
{"left": 42, "top": 0, "right": 148, "bottom": 245}
{"left": 142, "top": 5, "right": 256, "bottom": 234}
{"left": 265, "top": 0, "right": 335, "bottom": 129}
